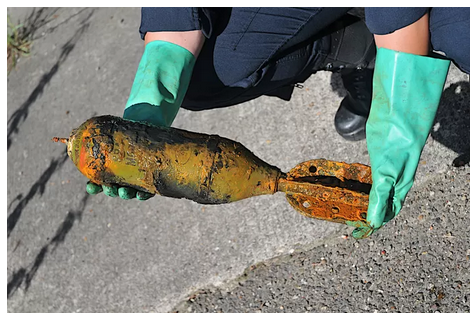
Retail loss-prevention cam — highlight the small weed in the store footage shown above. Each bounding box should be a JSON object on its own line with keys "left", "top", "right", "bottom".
{"left": 7, "top": 15, "right": 32, "bottom": 74}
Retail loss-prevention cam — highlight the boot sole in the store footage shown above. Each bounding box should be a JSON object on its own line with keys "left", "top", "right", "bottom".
{"left": 336, "top": 126, "right": 366, "bottom": 141}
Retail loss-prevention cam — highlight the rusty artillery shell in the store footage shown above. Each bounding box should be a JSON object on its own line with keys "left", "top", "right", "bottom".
{"left": 62, "top": 115, "right": 282, "bottom": 204}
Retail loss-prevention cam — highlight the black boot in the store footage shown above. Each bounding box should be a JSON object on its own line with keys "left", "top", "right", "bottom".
{"left": 319, "top": 14, "right": 376, "bottom": 141}
{"left": 335, "top": 67, "right": 373, "bottom": 140}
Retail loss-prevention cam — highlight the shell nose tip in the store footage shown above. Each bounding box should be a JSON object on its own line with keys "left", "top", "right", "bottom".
{"left": 52, "top": 137, "right": 68, "bottom": 144}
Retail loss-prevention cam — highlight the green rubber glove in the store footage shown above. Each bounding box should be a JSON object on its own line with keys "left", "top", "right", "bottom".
{"left": 352, "top": 48, "right": 450, "bottom": 239}
{"left": 87, "top": 40, "right": 196, "bottom": 200}
{"left": 123, "top": 40, "right": 196, "bottom": 126}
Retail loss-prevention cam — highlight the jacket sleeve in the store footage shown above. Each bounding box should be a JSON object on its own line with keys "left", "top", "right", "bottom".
{"left": 139, "top": 7, "right": 226, "bottom": 39}
{"left": 365, "top": 7, "right": 429, "bottom": 35}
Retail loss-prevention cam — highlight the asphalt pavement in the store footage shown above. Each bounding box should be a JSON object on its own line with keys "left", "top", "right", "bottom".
{"left": 7, "top": 8, "right": 470, "bottom": 313}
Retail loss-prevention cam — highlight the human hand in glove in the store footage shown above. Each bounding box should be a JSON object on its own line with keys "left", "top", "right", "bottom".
{"left": 352, "top": 47, "right": 450, "bottom": 238}
{"left": 87, "top": 31, "right": 203, "bottom": 200}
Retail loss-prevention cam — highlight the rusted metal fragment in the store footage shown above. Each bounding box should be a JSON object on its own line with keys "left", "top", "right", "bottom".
{"left": 286, "top": 159, "right": 372, "bottom": 184}
{"left": 279, "top": 159, "right": 371, "bottom": 224}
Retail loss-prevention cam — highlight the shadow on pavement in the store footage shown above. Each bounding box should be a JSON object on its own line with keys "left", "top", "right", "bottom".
{"left": 21, "top": 8, "right": 90, "bottom": 41}
{"left": 7, "top": 193, "right": 90, "bottom": 298}
{"left": 432, "top": 81, "right": 470, "bottom": 167}
{"left": 9, "top": 8, "right": 60, "bottom": 41}
{"left": 7, "top": 9, "right": 94, "bottom": 151}
{"left": 7, "top": 149, "right": 69, "bottom": 238}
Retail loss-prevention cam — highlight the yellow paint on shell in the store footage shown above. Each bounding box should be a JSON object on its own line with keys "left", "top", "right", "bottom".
{"left": 105, "top": 127, "right": 156, "bottom": 192}
{"left": 66, "top": 115, "right": 281, "bottom": 202}
{"left": 160, "top": 141, "right": 214, "bottom": 194}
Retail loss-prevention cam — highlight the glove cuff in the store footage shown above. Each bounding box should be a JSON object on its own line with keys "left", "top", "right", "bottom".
{"left": 371, "top": 48, "right": 450, "bottom": 124}
{"left": 124, "top": 40, "right": 196, "bottom": 127}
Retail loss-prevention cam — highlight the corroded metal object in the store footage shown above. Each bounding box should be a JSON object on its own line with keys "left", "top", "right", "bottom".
{"left": 54, "top": 115, "right": 280, "bottom": 204}
{"left": 279, "top": 159, "right": 371, "bottom": 224}
{"left": 54, "top": 115, "right": 372, "bottom": 225}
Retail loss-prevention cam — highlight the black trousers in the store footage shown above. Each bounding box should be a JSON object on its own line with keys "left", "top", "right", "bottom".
{"left": 181, "top": 7, "right": 470, "bottom": 111}
{"left": 182, "top": 8, "right": 351, "bottom": 111}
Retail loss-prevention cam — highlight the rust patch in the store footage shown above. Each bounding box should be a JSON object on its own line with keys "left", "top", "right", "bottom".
{"left": 279, "top": 159, "right": 371, "bottom": 224}
{"left": 286, "top": 159, "right": 372, "bottom": 184}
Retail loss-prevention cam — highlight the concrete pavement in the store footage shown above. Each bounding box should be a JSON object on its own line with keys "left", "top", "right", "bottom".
{"left": 7, "top": 8, "right": 469, "bottom": 313}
